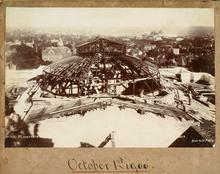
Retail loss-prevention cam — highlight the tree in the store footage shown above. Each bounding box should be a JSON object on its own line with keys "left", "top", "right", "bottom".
{"left": 11, "top": 43, "right": 41, "bottom": 69}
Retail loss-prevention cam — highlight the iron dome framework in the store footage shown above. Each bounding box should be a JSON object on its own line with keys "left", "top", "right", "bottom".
{"left": 38, "top": 38, "right": 161, "bottom": 97}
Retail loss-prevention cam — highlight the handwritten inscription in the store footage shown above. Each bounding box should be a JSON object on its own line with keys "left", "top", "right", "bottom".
{"left": 68, "top": 157, "right": 150, "bottom": 173}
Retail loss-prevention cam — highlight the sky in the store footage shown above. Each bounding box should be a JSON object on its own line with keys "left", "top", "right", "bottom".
{"left": 6, "top": 7, "right": 214, "bottom": 35}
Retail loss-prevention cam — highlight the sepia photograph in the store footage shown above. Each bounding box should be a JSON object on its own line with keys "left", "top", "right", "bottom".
{"left": 4, "top": 7, "right": 215, "bottom": 148}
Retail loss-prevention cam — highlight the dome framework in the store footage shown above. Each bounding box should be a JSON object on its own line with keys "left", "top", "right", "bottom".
{"left": 38, "top": 38, "right": 161, "bottom": 97}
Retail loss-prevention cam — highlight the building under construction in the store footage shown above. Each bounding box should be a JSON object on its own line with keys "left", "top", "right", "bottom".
{"left": 38, "top": 38, "right": 161, "bottom": 97}
{"left": 5, "top": 38, "right": 215, "bottom": 148}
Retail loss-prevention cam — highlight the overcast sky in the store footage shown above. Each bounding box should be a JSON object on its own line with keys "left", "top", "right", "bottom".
{"left": 6, "top": 7, "right": 214, "bottom": 35}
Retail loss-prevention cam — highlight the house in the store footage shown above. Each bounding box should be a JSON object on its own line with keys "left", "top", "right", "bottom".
{"left": 173, "top": 48, "right": 180, "bottom": 55}
{"left": 156, "top": 54, "right": 167, "bottom": 66}
{"left": 174, "top": 55, "right": 187, "bottom": 67}
{"left": 127, "top": 47, "right": 143, "bottom": 58}
{"left": 144, "top": 44, "right": 156, "bottom": 51}
{"left": 42, "top": 46, "right": 72, "bottom": 62}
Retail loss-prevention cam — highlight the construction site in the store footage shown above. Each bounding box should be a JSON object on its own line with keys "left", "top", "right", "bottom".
{"left": 5, "top": 38, "right": 215, "bottom": 148}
